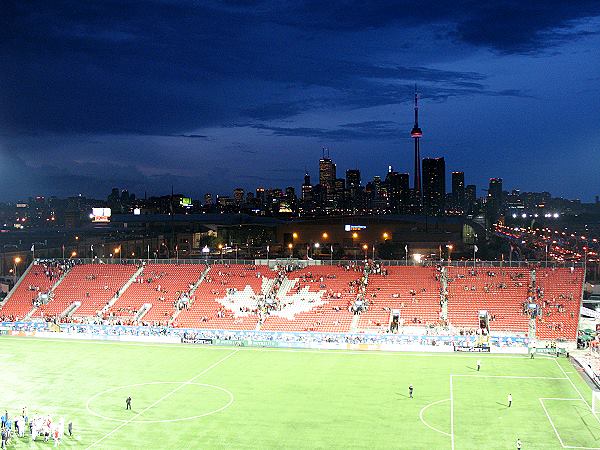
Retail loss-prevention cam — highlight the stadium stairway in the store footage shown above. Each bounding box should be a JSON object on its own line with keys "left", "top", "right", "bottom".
{"left": 2, "top": 261, "right": 34, "bottom": 306}
{"left": 24, "top": 265, "right": 71, "bottom": 320}
{"left": 168, "top": 265, "right": 209, "bottom": 325}
{"left": 350, "top": 314, "right": 361, "bottom": 332}
{"left": 100, "top": 266, "right": 145, "bottom": 315}
{"left": 134, "top": 303, "right": 153, "bottom": 321}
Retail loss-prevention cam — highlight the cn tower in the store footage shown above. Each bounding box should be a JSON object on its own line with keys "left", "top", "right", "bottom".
{"left": 410, "top": 88, "right": 423, "bottom": 205}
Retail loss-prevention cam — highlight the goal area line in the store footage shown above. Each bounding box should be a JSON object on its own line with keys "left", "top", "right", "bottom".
{"left": 539, "top": 398, "right": 600, "bottom": 450}
{"left": 450, "top": 373, "right": 599, "bottom": 450}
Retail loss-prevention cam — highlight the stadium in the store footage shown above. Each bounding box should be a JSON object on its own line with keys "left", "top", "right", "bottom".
{"left": 1, "top": 257, "right": 599, "bottom": 449}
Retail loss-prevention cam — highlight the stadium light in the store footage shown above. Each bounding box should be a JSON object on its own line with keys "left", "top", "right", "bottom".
{"left": 13, "top": 257, "right": 21, "bottom": 283}
{"left": 413, "top": 253, "right": 422, "bottom": 263}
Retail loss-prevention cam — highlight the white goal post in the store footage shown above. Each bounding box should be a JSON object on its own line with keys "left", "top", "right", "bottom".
{"left": 592, "top": 391, "right": 600, "bottom": 414}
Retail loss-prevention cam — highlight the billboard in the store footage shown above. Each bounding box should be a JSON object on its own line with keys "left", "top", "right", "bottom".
{"left": 91, "top": 207, "right": 112, "bottom": 223}
{"left": 344, "top": 224, "right": 367, "bottom": 232}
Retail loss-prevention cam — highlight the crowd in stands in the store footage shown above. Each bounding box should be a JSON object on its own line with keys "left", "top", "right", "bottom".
{"left": 0, "top": 261, "right": 583, "bottom": 340}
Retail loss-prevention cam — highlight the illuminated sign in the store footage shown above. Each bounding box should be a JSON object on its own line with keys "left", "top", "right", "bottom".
{"left": 344, "top": 225, "right": 367, "bottom": 232}
{"left": 91, "top": 207, "right": 112, "bottom": 223}
{"left": 180, "top": 197, "right": 192, "bottom": 207}
{"left": 133, "top": 208, "right": 141, "bottom": 215}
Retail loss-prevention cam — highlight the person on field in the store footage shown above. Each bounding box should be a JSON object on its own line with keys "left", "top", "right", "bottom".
{"left": 516, "top": 438, "right": 522, "bottom": 449}
{"left": 477, "top": 360, "right": 481, "bottom": 371}
{"left": 508, "top": 393, "right": 512, "bottom": 407}
{"left": 409, "top": 384, "right": 414, "bottom": 399}
{"left": 126, "top": 397, "right": 132, "bottom": 410}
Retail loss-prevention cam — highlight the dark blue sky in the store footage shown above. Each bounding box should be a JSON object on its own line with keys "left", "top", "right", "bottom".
{"left": 1, "top": 1, "right": 599, "bottom": 201}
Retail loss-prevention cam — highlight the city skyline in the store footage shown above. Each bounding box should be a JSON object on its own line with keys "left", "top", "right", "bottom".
{"left": 2, "top": 1, "right": 600, "bottom": 202}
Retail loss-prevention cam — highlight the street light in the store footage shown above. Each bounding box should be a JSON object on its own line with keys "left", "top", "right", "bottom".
{"left": 322, "top": 232, "right": 328, "bottom": 239}
{"left": 288, "top": 243, "right": 293, "bottom": 258}
{"left": 446, "top": 244, "right": 453, "bottom": 263}
{"left": 313, "top": 242, "right": 320, "bottom": 259}
{"left": 362, "top": 244, "right": 368, "bottom": 260}
{"left": 292, "top": 232, "right": 298, "bottom": 239}
{"left": 71, "top": 251, "right": 77, "bottom": 258}
{"left": 218, "top": 243, "right": 223, "bottom": 263}
{"left": 382, "top": 232, "right": 389, "bottom": 240}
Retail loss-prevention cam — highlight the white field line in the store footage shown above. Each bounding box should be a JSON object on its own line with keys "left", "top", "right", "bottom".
{"left": 554, "top": 358, "right": 600, "bottom": 428}
{"left": 564, "top": 446, "right": 600, "bottom": 449}
{"left": 0, "top": 336, "right": 534, "bottom": 358}
{"left": 450, "top": 375, "right": 455, "bottom": 450}
{"left": 451, "top": 374, "right": 574, "bottom": 450}
{"left": 453, "top": 374, "right": 567, "bottom": 380}
{"left": 539, "top": 398, "right": 567, "bottom": 448}
{"left": 540, "top": 398, "right": 600, "bottom": 449}
{"left": 419, "top": 398, "right": 451, "bottom": 437}
{"left": 85, "top": 349, "right": 239, "bottom": 449}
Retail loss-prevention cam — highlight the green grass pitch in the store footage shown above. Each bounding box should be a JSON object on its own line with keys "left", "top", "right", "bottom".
{"left": 1, "top": 336, "right": 600, "bottom": 449}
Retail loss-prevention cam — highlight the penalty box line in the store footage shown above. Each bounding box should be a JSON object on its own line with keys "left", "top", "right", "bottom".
{"left": 450, "top": 374, "right": 571, "bottom": 450}
{"left": 85, "top": 349, "right": 240, "bottom": 449}
{"left": 539, "top": 398, "right": 600, "bottom": 450}
{"left": 453, "top": 374, "right": 568, "bottom": 380}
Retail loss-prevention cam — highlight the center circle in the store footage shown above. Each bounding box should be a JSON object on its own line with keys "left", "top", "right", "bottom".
{"left": 86, "top": 382, "right": 234, "bottom": 423}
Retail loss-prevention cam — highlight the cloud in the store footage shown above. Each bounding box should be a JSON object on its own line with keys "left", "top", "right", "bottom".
{"left": 0, "top": 0, "right": 548, "bottom": 138}
{"left": 172, "top": 134, "right": 209, "bottom": 139}
{"left": 0, "top": 0, "right": 599, "bottom": 201}
{"left": 280, "top": 1, "right": 600, "bottom": 53}
{"left": 249, "top": 120, "right": 406, "bottom": 141}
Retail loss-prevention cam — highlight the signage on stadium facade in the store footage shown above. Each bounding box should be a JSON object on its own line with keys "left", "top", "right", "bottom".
{"left": 91, "top": 207, "right": 112, "bottom": 223}
{"left": 344, "top": 224, "right": 367, "bottom": 231}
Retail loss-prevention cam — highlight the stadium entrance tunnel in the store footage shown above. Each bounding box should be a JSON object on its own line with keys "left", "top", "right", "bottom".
{"left": 86, "top": 382, "right": 234, "bottom": 423}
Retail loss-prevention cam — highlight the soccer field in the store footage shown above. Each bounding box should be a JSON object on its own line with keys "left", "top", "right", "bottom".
{"left": 1, "top": 337, "right": 599, "bottom": 449}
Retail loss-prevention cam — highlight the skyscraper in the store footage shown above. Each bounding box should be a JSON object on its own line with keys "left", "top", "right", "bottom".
{"left": 451, "top": 171, "right": 465, "bottom": 211}
{"left": 319, "top": 155, "right": 336, "bottom": 190}
{"left": 410, "top": 89, "right": 423, "bottom": 204}
{"left": 465, "top": 184, "right": 476, "bottom": 215}
{"left": 233, "top": 188, "right": 245, "bottom": 204}
{"left": 345, "top": 169, "right": 361, "bottom": 189}
{"left": 487, "top": 178, "right": 503, "bottom": 224}
{"left": 301, "top": 172, "right": 313, "bottom": 202}
{"left": 385, "top": 169, "right": 410, "bottom": 214}
{"left": 422, "top": 157, "right": 445, "bottom": 216}
{"left": 319, "top": 151, "right": 336, "bottom": 206}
